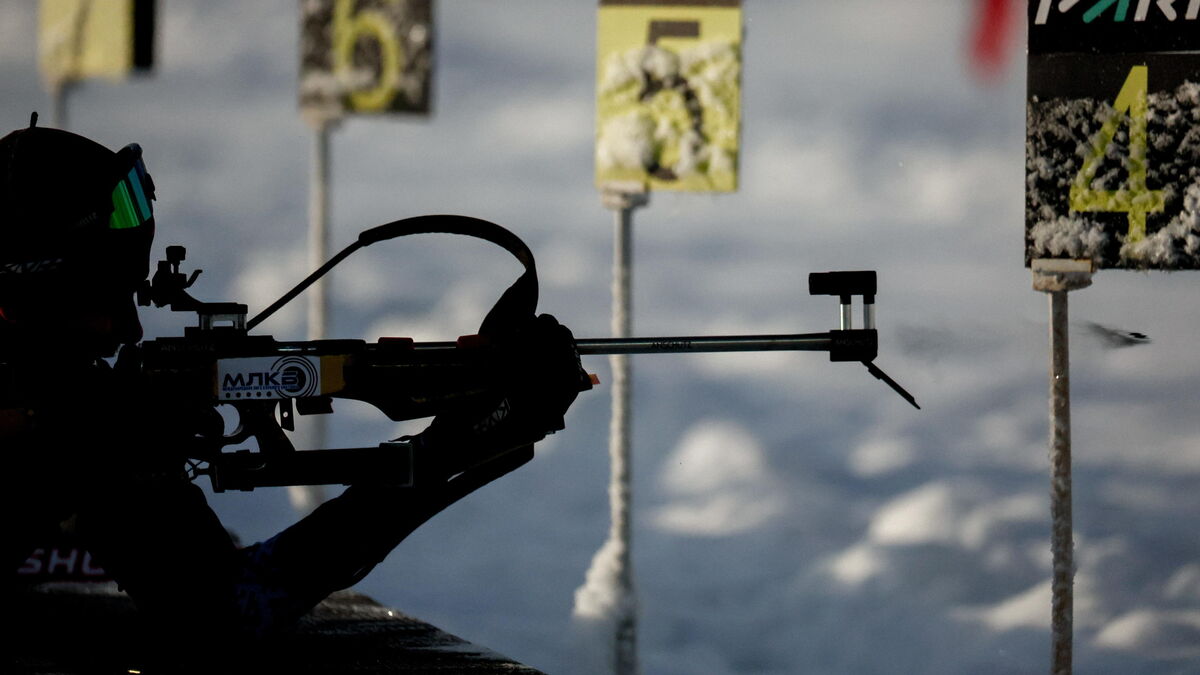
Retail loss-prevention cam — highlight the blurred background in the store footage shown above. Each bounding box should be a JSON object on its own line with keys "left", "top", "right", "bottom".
{"left": 5, "top": 2, "right": 1200, "bottom": 673}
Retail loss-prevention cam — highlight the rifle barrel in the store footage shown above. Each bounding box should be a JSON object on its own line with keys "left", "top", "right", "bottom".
{"left": 407, "top": 333, "right": 836, "bottom": 356}
{"left": 573, "top": 333, "right": 832, "bottom": 355}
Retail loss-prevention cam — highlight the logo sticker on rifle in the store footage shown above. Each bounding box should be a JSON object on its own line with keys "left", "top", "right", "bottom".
{"left": 217, "top": 356, "right": 321, "bottom": 400}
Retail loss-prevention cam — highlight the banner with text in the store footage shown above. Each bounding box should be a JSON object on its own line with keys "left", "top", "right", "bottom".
{"left": 1026, "top": 1, "right": 1200, "bottom": 269}
{"left": 596, "top": 0, "right": 742, "bottom": 193}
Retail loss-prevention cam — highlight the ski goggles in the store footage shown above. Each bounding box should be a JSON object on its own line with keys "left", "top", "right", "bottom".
{"left": 108, "top": 143, "right": 154, "bottom": 231}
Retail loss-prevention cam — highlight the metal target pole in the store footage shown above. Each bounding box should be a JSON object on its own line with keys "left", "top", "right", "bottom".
{"left": 49, "top": 81, "right": 72, "bottom": 130}
{"left": 1032, "top": 259, "right": 1093, "bottom": 675}
{"left": 292, "top": 113, "right": 340, "bottom": 512}
{"left": 602, "top": 184, "right": 647, "bottom": 675}
{"left": 308, "top": 117, "right": 334, "bottom": 345}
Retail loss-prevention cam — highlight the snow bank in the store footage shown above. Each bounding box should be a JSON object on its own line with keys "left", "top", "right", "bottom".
{"left": 571, "top": 537, "right": 639, "bottom": 675}
{"left": 1094, "top": 610, "right": 1200, "bottom": 659}
{"left": 650, "top": 420, "right": 787, "bottom": 537}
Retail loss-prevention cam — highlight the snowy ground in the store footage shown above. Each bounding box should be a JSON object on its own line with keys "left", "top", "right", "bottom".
{"left": 3, "top": 2, "right": 1199, "bottom": 673}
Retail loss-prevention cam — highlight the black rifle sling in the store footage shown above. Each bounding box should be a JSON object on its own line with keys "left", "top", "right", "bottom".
{"left": 249, "top": 215, "right": 537, "bottom": 334}
{"left": 359, "top": 214, "right": 538, "bottom": 337}
{"left": 359, "top": 217, "right": 541, "bottom": 504}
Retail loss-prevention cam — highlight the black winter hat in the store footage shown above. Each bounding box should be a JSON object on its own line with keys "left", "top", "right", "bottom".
{"left": 0, "top": 119, "right": 155, "bottom": 305}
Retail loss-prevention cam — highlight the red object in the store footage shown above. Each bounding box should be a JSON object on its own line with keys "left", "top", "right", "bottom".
{"left": 377, "top": 336, "right": 415, "bottom": 349}
{"left": 969, "top": 0, "right": 1015, "bottom": 80}
{"left": 455, "top": 334, "right": 491, "bottom": 349}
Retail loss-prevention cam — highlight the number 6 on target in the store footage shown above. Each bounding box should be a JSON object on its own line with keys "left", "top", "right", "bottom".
{"left": 300, "top": 0, "right": 433, "bottom": 117}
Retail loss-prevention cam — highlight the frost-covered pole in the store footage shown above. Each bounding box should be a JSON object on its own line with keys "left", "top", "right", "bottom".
{"left": 307, "top": 117, "right": 334, "bottom": 347}
{"left": 1048, "top": 288, "right": 1073, "bottom": 675}
{"left": 1032, "top": 259, "right": 1092, "bottom": 675}
{"left": 574, "top": 184, "right": 647, "bottom": 675}
{"left": 49, "top": 81, "right": 71, "bottom": 130}
{"left": 290, "top": 113, "right": 340, "bottom": 513}
{"left": 608, "top": 189, "right": 640, "bottom": 675}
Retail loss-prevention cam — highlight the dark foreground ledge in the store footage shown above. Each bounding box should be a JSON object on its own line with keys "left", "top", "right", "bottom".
{"left": 11, "top": 582, "right": 546, "bottom": 674}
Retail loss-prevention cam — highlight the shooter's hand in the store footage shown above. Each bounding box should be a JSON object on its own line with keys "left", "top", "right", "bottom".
{"left": 412, "top": 314, "right": 592, "bottom": 479}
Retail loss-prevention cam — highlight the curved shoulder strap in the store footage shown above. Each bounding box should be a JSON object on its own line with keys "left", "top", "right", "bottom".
{"left": 357, "top": 215, "right": 538, "bottom": 336}
{"left": 248, "top": 215, "right": 538, "bottom": 334}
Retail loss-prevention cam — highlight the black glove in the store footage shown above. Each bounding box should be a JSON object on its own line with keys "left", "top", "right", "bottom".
{"left": 412, "top": 313, "right": 592, "bottom": 480}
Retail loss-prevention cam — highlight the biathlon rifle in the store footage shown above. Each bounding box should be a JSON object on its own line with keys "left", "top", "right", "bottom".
{"left": 134, "top": 215, "right": 917, "bottom": 493}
